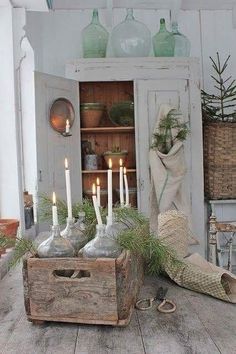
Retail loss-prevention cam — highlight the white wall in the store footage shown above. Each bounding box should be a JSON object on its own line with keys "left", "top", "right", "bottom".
{"left": 0, "top": 5, "right": 22, "bottom": 219}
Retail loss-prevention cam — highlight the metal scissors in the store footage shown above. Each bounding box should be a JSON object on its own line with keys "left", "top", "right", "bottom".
{"left": 135, "top": 286, "right": 176, "bottom": 314}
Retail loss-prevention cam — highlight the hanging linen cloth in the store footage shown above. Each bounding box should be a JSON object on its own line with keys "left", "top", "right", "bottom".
{"left": 149, "top": 104, "right": 191, "bottom": 234}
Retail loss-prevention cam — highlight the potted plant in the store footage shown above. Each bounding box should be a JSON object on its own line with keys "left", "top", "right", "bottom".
{"left": 201, "top": 52, "right": 236, "bottom": 199}
{"left": 103, "top": 146, "right": 128, "bottom": 169}
{"left": 0, "top": 219, "right": 19, "bottom": 257}
{"left": 82, "top": 140, "right": 101, "bottom": 170}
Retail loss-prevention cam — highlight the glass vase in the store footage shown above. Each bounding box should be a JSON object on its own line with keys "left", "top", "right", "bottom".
{"left": 82, "top": 224, "right": 122, "bottom": 258}
{"left": 37, "top": 225, "right": 75, "bottom": 258}
{"left": 61, "top": 217, "right": 88, "bottom": 254}
{"left": 110, "top": 8, "right": 151, "bottom": 57}
{"left": 172, "top": 22, "right": 190, "bottom": 57}
{"left": 82, "top": 9, "right": 109, "bottom": 58}
{"left": 152, "top": 18, "right": 174, "bottom": 57}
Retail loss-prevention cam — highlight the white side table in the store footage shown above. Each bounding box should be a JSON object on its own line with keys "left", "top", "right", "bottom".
{"left": 209, "top": 200, "right": 236, "bottom": 272}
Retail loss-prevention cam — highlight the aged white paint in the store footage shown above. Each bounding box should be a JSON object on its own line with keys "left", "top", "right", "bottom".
{"left": 65, "top": 57, "right": 205, "bottom": 255}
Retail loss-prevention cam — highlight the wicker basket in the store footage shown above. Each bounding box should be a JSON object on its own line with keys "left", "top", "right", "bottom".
{"left": 203, "top": 121, "right": 236, "bottom": 199}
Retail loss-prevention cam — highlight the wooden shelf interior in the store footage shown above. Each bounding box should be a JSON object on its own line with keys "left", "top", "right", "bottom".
{"left": 80, "top": 81, "right": 137, "bottom": 207}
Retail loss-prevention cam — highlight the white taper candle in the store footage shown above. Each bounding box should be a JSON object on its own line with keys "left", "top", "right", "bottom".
{"left": 65, "top": 119, "right": 70, "bottom": 133}
{"left": 119, "top": 159, "right": 124, "bottom": 207}
{"left": 107, "top": 158, "right": 113, "bottom": 225}
{"left": 52, "top": 192, "right": 59, "bottom": 226}
{"left": 124, "top": 167, "right": 129, "bottom": 207}
{"left": 65, "top": 158, "right": 73, "bottom": 219}
{"left": 96, "top": 177, "right": 101, "bottom": 207}
{"left": 92, "top": 183, "right": 102, "bottom": 225}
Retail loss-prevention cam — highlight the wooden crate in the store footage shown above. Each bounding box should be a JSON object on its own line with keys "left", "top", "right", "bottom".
{"left": 22, "top": 251, "right": 143, "bottom": 326}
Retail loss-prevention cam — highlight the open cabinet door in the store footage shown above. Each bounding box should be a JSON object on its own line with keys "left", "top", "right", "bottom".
{"left": 35, "top": 72, "right": 82, "bottom": 218}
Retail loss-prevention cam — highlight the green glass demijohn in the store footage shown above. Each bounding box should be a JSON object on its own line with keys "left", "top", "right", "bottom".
{"left": 110, "top": 8, "right": 151, "bottom": 57}
{"left": 82, "top": 9, "right": 109, "bottom": 58}
{"left": 152, "top": 18, "right": 174, "bottom": 57}
{"left": 172, "top": 22, "right": 190, "bottom": 57}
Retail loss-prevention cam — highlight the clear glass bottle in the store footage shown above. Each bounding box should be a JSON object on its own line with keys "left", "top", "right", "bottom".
{"left": 82, "top": 9, "right": 109, "bottom": 58}
{"left": 61, "top": 217, "right": 88, "bottom": 253}
{"left": 82, "top": 224, "right": 122, "bottom": 258}
{"left": 37, "top": 225, "right": 75, "bottom": 258}
{"left": 171, "top": 22, "right": 190, "bottom": 57}
{"left": 152, "top": 18, "right": 174, "bottom": 57}
{"left": 110, "top": 8, "right": 151, "bottom": 57}
{"left": 74, "top": 212, "right": 86, "bottom": 232}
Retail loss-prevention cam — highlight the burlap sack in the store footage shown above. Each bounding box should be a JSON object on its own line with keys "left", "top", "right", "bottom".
{"left": 158, "top": 210, "right": 236, "bottom": 303}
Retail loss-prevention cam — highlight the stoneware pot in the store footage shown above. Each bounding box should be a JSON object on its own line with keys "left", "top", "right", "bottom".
{"left": 0, "top": 219, "right": 19, "bottom": 239}
{"left": 103, "top": 151, "right": 128, "bottom": 169}
{"left": 80, "top": 103, "right": 105, "bottom": 128}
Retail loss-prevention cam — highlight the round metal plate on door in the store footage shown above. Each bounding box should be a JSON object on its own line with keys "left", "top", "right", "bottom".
{"left": 49, "top": 97, "right": 75, "bottom": 133}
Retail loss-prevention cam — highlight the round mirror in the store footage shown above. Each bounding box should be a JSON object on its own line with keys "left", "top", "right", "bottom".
{"left": 49, "top": 98, "right": 75, "bottom": 133}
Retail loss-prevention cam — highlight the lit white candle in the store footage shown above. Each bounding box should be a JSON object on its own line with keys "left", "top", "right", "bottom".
{"left": 64, "top": 158, "right": 73, "bottom": 219}
{"left": 107, "top": 158, "right": 113, "bottom": 225}
{"left": 65, "top": 119, "right": 70, "bottom": 133}
{"left": 96, "top": 177, "right": 101, "bottom": 207}
{"left": 52, "top": 192, "right": 59, "bottom": 226}
{"left": 124, "top": 167, "right": 129, "bottom": 207}
{"left": 119, "top": 159, "right": 124, "bottom": 207}
{"left": 92, "top": 183, "right": 102, "bottom": 225}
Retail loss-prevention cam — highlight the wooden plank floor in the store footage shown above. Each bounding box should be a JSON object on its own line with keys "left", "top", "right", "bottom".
{"left": 0, "top": 266, "right": 236, "bottom": 354}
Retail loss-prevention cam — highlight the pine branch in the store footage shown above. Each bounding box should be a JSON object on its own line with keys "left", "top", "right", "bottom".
{"left": 201, "top": 53, "right": 236, "bottom": 122}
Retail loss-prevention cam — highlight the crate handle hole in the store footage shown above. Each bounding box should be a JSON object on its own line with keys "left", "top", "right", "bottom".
{"left": 53, "top": 269, "right": 91, "bottom": 279}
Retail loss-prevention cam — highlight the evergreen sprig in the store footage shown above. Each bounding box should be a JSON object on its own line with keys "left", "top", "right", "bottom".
{"left": 151, "top": 109, "right": 189, "bottom": 154}
{"left": 201, "top": 52, "right": 236, "bottom": 122}
{"left": 0, "top": 234, "right": 36, "bottom": 268}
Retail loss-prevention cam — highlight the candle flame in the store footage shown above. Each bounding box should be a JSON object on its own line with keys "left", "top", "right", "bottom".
{"left": 92, "top": 183, "right": 96, "bottom": 195}
{"left": 52, "top": 192, "right": 56, "bottom": 205}
{"left": 119, "top": 159, "right": 123, "bottom": 167}
{"left": 65, "top": 158, "right": 68, "bottom": 169}
{"left": 96, "top": 177, "right": 100, "bottom": 186}
{"left": 109, "top": 158, "right": 112, "bottom": 169}
{"left": 123, "top": 167, "right": 127, "bottom": 175}
{"left": 66, "top": 119, "right": 70, "bottom": 127}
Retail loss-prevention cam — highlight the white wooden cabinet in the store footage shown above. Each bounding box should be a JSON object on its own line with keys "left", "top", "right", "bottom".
{"left": 66, "top": 57, "right": 205, "bottom": 254}
{"left": 35, "top": 58, "right": 204, "bottom": 254}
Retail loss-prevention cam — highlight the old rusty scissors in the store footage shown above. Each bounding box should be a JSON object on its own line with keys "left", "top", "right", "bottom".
{"left": 135, "top": 287, "right": 176, "bottom": 314}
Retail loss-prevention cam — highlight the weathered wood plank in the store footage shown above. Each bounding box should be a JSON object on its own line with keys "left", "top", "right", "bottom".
{"left": 2, "top": 316, "right": 78, "bottom": 354}
{"left": 186, "top": 287, "right": 236, "bottom": 354}
{"left": 0, "top": 266, "right": 25, "bottom": 349}
{"left": 74, "top": 314, "right": 145, "bottom": 354}
{"left": 137, "top": 276, "right": 221, "bottom": 354}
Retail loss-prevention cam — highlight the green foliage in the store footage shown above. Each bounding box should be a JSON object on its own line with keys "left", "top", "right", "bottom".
{"left": 0, "top": 234, "right": 36, "bottom": 268}
{"left": 201, "top": 52, "right": 236, "bottom": 122}
{"left": 115, "top": 207, "right": 182, "bottom": 275}
{"left": 151, "top": 109, "right": 189, "bottom": 154}
{"left": 1, "top": 200, "right": 183, "bottom": 274}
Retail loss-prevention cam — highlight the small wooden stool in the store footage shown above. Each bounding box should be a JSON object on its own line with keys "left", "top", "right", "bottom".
{"left": 209, "top": 214, "right": 236, "bottom": 272}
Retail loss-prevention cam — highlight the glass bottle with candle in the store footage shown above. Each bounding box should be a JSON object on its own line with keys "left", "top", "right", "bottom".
{"left": 61, "top": 217, "right": 88, "bottom": 254}
{"left": 82, "top": 224, "right": 122, "bottom": 258}
{"left": 37, "top": 224, "right": 75, "bottom": 258}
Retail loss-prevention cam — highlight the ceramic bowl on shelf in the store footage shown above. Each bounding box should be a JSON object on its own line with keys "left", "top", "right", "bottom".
{"left": 80, "top": 103, "right": 105, "bottom": 128}
{"left": 109, "top": 101, "right": 134, "bottom": 126}
{"left": 103, "top": 150, "right": 128, "bottom": 169}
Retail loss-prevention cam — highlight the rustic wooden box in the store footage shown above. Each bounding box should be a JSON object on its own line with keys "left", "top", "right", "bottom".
{"left": 23, "top": 251, "right": 143, "bottom": 326}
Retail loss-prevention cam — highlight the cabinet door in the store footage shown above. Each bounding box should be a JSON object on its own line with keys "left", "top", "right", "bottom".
{"left": 135, "top": 79, "right": 204, "bottom": 249}
{"left": 35, "top": 72, "right": 82, "bottom": 208}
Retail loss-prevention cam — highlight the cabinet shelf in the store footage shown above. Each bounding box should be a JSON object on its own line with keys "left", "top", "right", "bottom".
{"left": 81, "top": 126, "right": 135, "bottom": 134}
{"left": 82, "top": 169, "right": 136, "bottom": 174}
